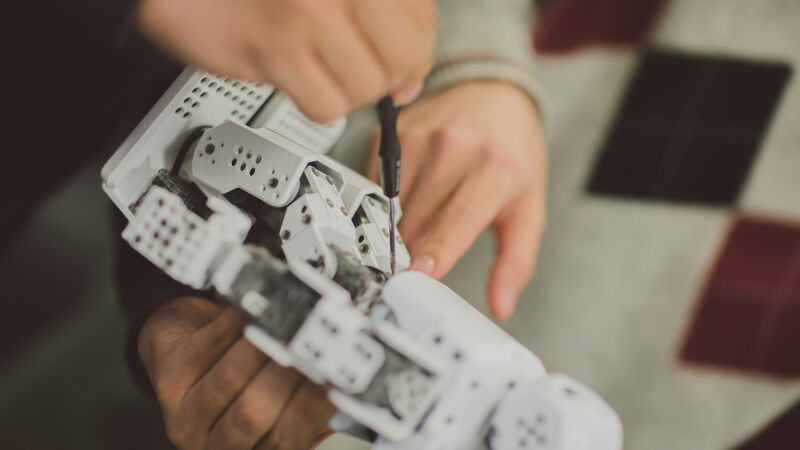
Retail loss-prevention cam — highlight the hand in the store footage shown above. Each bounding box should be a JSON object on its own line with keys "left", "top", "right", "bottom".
{"left": 138, "top": 296, "right": 335, "bottom": 449}
{"left": 366, "top": 81, "right": 547, "bottom": 321}
{"left": 137, "top": 0, "right": 436, "bottom": 122}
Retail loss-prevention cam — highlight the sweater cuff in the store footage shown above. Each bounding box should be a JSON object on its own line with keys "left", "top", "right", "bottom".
{"left": 423, "top": 54, "right": 552, "bottom": 130}
{"left": 424, "top": 0, "right": 551, "bottom": 130}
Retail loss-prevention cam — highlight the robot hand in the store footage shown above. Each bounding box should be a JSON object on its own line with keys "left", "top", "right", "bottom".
{"left": 103, "top": 69, "right": 623, "bottom": 449}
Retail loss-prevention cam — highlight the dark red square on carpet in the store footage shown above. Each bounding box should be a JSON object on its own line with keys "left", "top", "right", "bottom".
{"left": 586, "top": 51, "right": 791, "bottom": 205}
{"left": 734, "top": 401, "right": 800, "bottom": 450}
{"left": 681, "top": 217, "right": 800, "bottom": 377}
{"left": 533, "top": 0, "right": 668, "bottom": 54}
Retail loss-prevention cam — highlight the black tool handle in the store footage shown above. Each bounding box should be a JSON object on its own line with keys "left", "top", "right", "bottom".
{"left": 377, "top": 96, "right": 401, "bottom": 198}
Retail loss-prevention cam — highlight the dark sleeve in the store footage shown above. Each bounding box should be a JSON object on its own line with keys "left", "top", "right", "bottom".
{"left": 112, "top": 212, "right": 209, "bottom": 395}
{"left": 8, "top": 0, "right": 191, "bottom": 393}
{"left": 95, "top": 4, "right": 200, "bottom": 395}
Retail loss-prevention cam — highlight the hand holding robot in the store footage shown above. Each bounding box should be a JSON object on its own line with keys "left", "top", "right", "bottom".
{"left": 104, "top": 70, "right": 623, "bottom": 449}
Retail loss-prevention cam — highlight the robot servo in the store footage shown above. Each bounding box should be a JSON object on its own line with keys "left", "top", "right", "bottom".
{"left": 102, "top": 68, "right": 624, "bottom": 450}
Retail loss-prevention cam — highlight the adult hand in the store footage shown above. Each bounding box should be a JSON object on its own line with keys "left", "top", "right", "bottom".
{"left": 138, "top": 296, "right": 335, "bottom": 449}
{"left": 366, "top": 81, "right": 547, "bottom": 321}
{"left": 137, "top": 0, "right": 436, "bottom": 122}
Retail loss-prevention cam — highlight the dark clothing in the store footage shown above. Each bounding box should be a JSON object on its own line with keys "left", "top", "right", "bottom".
{"left": 4, "top": 1, "right": 186, "bottom": 392}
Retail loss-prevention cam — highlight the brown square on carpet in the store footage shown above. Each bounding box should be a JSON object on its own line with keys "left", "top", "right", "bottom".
{"left": 681, "top": 216, "right": 800, "bottom": 377}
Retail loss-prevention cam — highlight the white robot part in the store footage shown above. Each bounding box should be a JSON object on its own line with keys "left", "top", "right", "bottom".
{"left": 104, "top": 68, "right": 624, "bottom": 450}
{"left": 121, "top": 185, "right": 251, "bottom": 289}
{"left": 250, "top": 91, "right": 347, "bottom": 154}
{"left": 338, "top": 163, "right": 385, "bottom": 219}
{"left": 191, "top": 122, "right": 314, "bottom": 207}
{"left": 103, "top": 70, "right": 273, "bottom": 218}
{"left": 328, "top": 319, "right": 448, "bottom": 442}
{"left": 356, "top": 196, "right": 410, "bottom": 273}
{"left": 278, "top": 166, "right": 362, "bottom": 276}
{"left": 490, "top": 374, "right": 624, "bottom": 450}
{"left": 190, "top": 120, "right": 403, "bottom": 277}
{"left": 233, "top": 257, "right": 447, "bottom": 441}
{"left": 288, "top": 298, "right": 386, "bottom": 394}
{"left": 373, "top": 272, "right": 549, "bottom": 450}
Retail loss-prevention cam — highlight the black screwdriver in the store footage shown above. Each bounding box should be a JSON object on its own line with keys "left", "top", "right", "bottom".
{"left": 376, "top": 96, "right": 401, "bottom": 274}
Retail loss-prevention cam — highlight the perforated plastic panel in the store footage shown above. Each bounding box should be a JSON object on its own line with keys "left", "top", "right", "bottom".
{"left": 252, "top": 91, "right": 347, "bottom": 154}
{"left": 121, "top": 186, "right": 251, "bottom": 289}
{"left": 289, "top": 299, "right": 385, "bottom": 394}
{"left": 102, "top": 68, "right": 274, "bottom": 218}
{"left": 192, "top": 122, "right": 317, "bottom": 207}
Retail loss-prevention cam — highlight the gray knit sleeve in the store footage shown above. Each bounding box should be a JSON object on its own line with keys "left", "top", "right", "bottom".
{"left": 424, "top": 0, "right": 550, "bottom": 126}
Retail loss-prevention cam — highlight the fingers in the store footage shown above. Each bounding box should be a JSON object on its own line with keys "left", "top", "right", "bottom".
{"left": 152, "top": 307, "right": 247, "bottom": 410}
{"left": 256, "top": 0, "right": 434, "bottom": 122}
{"left": 138, "top": 297, "right": 226, "bottom": 379}
{"left": 314, "top": 8, "right": 390, "bottom": 109}
{"left": 184, "top": 307, "right": 249, "bottom": 374}
{"left": 253, "top": 45, "right": 350, "bottom": 123}
{"left": 400, "top": 128, "right": 480, "bottom": 248}
{"left": 352, "top": 0, "right": 435, "bottom": 92}
{"left": 488, "top": 197, "right": 545, "bottom": 321}
{"left": 140, "top": 0, "right": 436, "bottom": 123}
{"left": 312, "top": 430, "right": 336, "bottom": 449}
{"left": 409, "top": 154, "right": 516, "bottom": 280}
{"left": 175, "top": 338, "right": 269, "bottom": 441}
{"left": 396, "top": 128, "right": 434, "bottom": 205}
{"left": 205, "top": 362, "right": 303, "bottom": 449}
{"left": 256, "top": 381, "right": 336, "bottom": 450}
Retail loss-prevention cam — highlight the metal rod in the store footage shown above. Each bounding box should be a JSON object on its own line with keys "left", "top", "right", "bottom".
{"left": 389, "top": 200, "right": 397, "bottom": 275}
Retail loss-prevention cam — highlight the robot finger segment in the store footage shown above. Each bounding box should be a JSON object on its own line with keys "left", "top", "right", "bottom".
{"left": 123, "top": 184, "right": 250, "bottom": 289}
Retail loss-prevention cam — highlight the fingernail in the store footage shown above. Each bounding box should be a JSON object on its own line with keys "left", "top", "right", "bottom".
{"left": 409, "top": 255, "right": 435, "bottom": 275}
{"left": 494, "top": 285, "right": 517, "bottom": 322}
{"left": 392, "top": 83, "right": 424, "bottom": 106}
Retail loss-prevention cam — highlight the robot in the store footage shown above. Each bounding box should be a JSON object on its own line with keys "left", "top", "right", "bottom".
{"left": 102, "top": 68, "right": 624, "bottom": 450}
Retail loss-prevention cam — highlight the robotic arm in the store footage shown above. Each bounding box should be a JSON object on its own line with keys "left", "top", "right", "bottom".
{"left": 103, "top": 68, "right": 623, "bottom": 450}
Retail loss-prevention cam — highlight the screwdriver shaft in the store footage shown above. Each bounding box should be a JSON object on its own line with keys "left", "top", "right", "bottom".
{"left": 389, "top": 200, "right": 397, "bottom": 274}
{"left": 377, "top": 96, "right": 401, "bottom": 276}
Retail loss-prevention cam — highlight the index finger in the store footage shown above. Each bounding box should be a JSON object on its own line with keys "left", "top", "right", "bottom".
{"left": 488, "top": 197, "right": 545, "bottom": 321}
{"left": 409, "top": 159, "right": 515, "bottom": 279}
{"left": 352, "top": 0, "right": 436, "bottom": 89}
{"left": 256, "top": 380, "right": 336, "bottom": 450}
